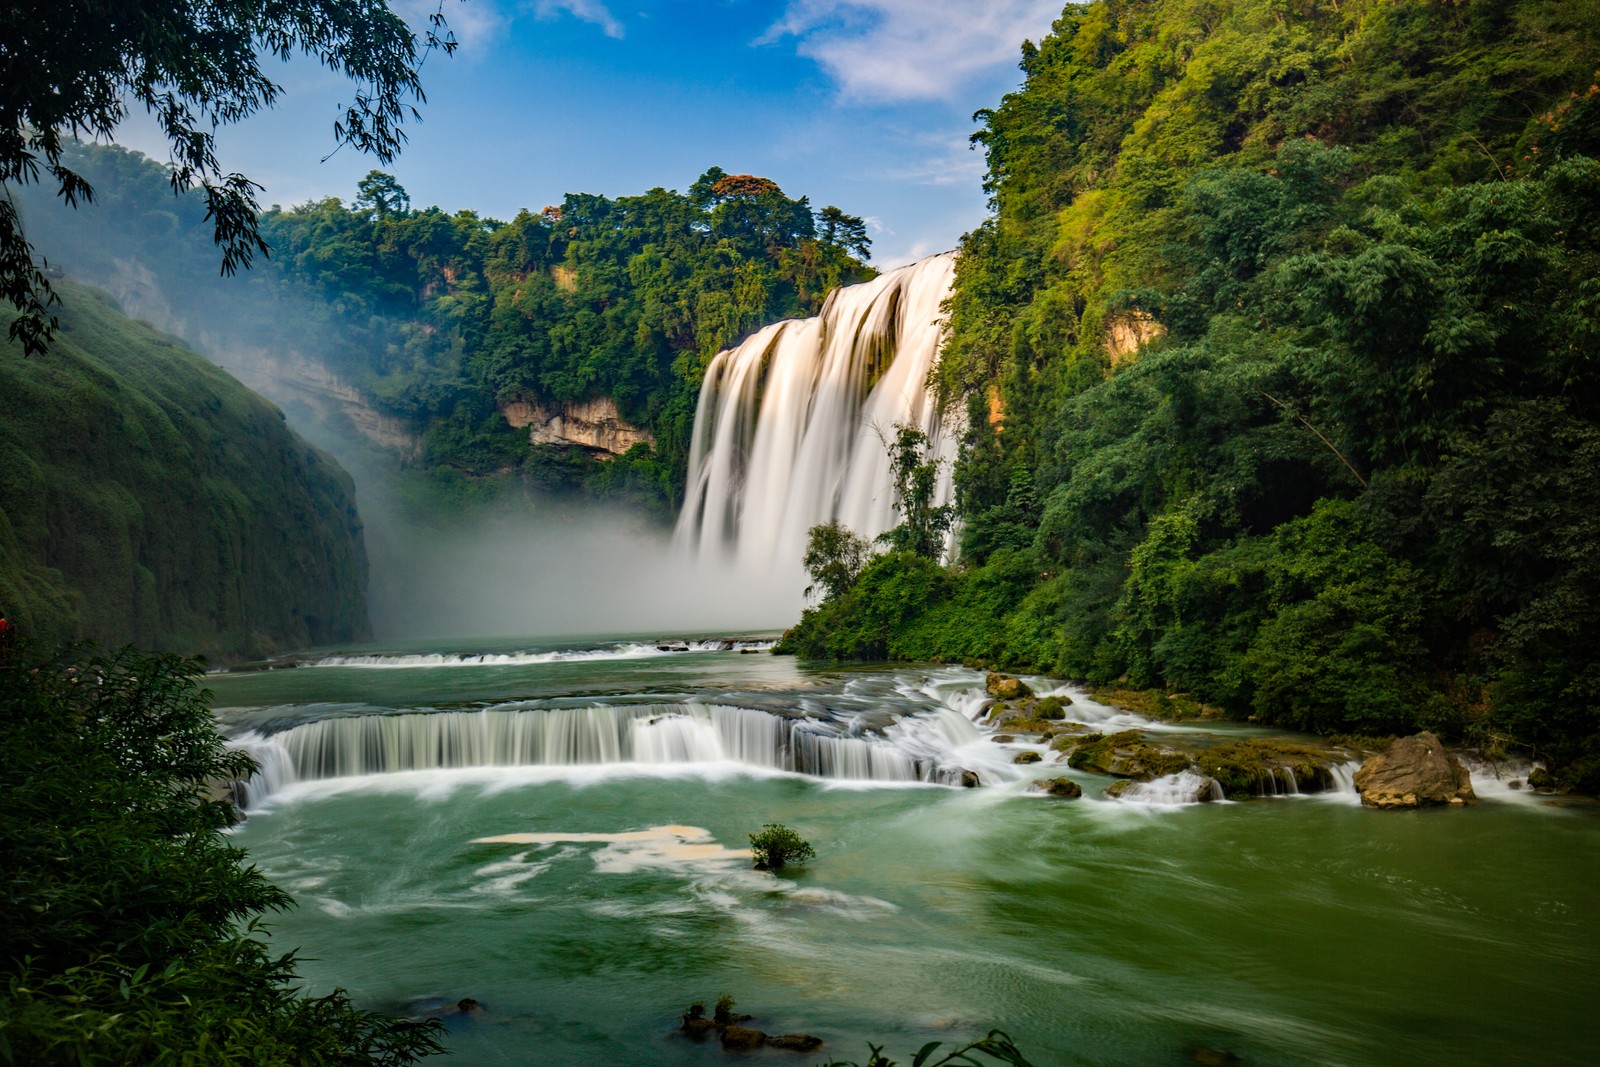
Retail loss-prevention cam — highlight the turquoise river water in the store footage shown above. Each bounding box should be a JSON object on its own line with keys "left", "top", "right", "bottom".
{"left": 207, "top": 636, "right": 1598, "bottom": 1067}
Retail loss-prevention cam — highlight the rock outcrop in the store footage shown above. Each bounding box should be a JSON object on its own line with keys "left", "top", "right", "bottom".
{"left": 500, "top": 396, "right": 654, "bottom": 457}
{"left": 1353, "top": 732, "right": 1476, "bottom": 809}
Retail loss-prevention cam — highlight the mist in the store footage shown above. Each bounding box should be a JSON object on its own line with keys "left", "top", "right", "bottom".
{"left": 16, "top": 160, "right": 809, "bottom": 645}
{"left": 366, "top": 499, "right": 805, "bottom": 641}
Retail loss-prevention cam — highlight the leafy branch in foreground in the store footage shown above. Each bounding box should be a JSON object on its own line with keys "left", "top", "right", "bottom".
{"left": 1, "top": 0, "right": 458, "bottom": 354}
{"left": 819, "top": 1030, "right": 1036, "bottom": 1067}
{"left": 0, "top": 645, "right": 443, "bottom": 1064}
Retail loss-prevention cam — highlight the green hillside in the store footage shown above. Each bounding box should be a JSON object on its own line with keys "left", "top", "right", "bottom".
{"left": 784, "top": 0, "right": 1600, "bottom": 789}
{"left": 0, "top": 281, "right": 370, "bottom": 660}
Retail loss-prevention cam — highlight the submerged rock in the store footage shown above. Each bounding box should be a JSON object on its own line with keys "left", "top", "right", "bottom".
{"left": 768, "top": 1033, "right": 823, "bottom": 1052}
{"left": 720, "top": 1025, "right": 767, "bottom": 1051}
{"left": 991, "top": 734, "right": 1017, "bottom": 744}
{"left": 1029, "top": 777, "right": 1083, "bottom": 799}
{"left": 1354, "top": 731, "right": 1476, "bottom": 809}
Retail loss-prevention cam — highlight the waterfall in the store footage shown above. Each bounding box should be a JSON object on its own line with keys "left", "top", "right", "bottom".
{"left": 229, "top": 700, "right": 987, "bottom": 806}
{"left": 674, "top": 252, "right": 961, "bottom": 569}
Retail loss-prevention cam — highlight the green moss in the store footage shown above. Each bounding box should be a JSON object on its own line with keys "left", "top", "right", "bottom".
{"left": 1193, "top": 739, "right": 1344, "bottom": 797}
{"left": 1090, "top": 686, "right": 1224, "bottom": 722}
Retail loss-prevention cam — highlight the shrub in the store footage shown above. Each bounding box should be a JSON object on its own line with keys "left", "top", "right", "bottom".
{"left": 748, "top": 823, "right": 816, "bottom": 870}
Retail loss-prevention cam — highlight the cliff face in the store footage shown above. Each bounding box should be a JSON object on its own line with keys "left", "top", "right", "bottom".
{"left": 0, "top": 282, "right": 370, "bottom": 661}
{"left": 499, "top": 396, "right": 655, "bottom": 457}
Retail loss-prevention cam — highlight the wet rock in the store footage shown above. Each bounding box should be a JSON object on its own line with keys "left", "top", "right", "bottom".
{"left": 986, "top": 672, "right": 1033, "bottom": 700}
{"left": 991, "top": 734, "right": 1016, "bottom": 744}
{"left": 1507, "top": 779, "right": 1522, "bottom": 790}
{"left": 1104, "top": 780, "right": 1133, "bottom": 799}
{"left": 1034, "top": 695, "right": 1069, "bottom": 720}
{"left": 1029, "top": 777, "right": 1083, "bottom": 799}
{"left": 959, "top": 770, "right": 981, "bottom": 788}
{"left": 1193, "top": 738, "right": 1351, "bottom": 798}
{"left": 1012, "top": 750, "right": 1042, "bottom": 765}
{"left": 1353, "top": 731, "right": 1476, "bottom": 809}
{"left": 768, "top": 1033, "right": 823, "bottom": 1052}
{"left": 1066, "top": 731, "right": 1191, "bottom": 781}
{"left": 1528, "top": 766, "right": 1555, "bottom": 791}
{"left": 720, "top": 1026, "right": 767, "bottom": 1051}
{"left": 1191, "top": 1048, "right": 1241, "bottom": 1066}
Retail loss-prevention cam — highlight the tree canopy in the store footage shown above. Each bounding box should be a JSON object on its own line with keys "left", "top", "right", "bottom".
{"left": 0, "top": 0, "right": 456, "bottom": 354}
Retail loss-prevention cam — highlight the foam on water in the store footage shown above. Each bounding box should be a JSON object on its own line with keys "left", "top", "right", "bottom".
{"left": 305, "top": 639, "right": 773, "bottom": 669}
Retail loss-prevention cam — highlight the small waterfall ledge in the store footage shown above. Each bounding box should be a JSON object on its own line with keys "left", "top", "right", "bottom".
{"left": 229, "top": 700, "right": 993, "bottom": 807}
{"left": 674, "top": 252, "right": 961, "bottom": 569}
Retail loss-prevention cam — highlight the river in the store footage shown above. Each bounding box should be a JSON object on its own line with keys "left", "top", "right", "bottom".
{"left": 208, "top": 636, "right": 1598, "bottom": 1067}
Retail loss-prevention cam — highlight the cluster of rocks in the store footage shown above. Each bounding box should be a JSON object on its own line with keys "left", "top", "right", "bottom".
{"left": 679, "top": 999, "right": 822, "bottom": 1054}
{"left": 982, "top": 674, "right": 1482, "bottom": 809}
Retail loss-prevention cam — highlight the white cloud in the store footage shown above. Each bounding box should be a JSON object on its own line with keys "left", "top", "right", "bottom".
{"left": 533, "top": 0, "right": 626, "bottom": 39}
{"left": 396, "top": 0, "right": 508, "bottom": 51}
{"left": 882, "top": 129, "right": 987, "bottom": 187}
{"left": 765, "top": 0, "right": 1060, "bottom": 103}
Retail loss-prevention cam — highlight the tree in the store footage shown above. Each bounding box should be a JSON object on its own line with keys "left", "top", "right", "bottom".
{"left": 0, "top": 646, "right": 445, "bottom": 1063}
{"left": 1, "top": 0, "right": 458, "bottom": 354}
{"left": 354, "top": 170, "right": 412, "bottom": 220}
{"left": 804, "top": 519, "right": 871, "bottom": 602}
{"left": 817, "top": 205, "right": 872, "bottom": 259}
{"left": 881, "top": 425, "right": 955, "bottom": 561}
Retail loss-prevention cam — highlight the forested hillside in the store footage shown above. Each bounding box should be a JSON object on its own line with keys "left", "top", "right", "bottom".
{"left": 784, "top": 0, "right": 1600, "bottom": 789}
{"left": 0, "top": 280, "right": 370, "bottom": 660}
{"left": 18, "top": 146, "right": 874, "bottom": 512}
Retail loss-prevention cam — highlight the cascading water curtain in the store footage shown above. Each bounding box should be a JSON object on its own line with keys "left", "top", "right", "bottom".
{"left": 674, "top": 252, "right": 961, "bottom": 570}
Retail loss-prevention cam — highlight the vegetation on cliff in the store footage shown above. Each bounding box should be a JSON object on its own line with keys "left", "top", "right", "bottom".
{"left": 783, "top": 0, "right": 1600, "bottom": 790}
{"left": 0, "top": 280, "right": 370, "bottom": 660}
{"left": 17, "top": 145, "right": 875, "bottom": 513}
{"left": 0, "top": 647, "right": 442, "bottom": 1064}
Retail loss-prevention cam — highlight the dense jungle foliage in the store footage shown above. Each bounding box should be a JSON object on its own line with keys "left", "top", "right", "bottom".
{"left": 0, "top": 280, "right": 370, "bottom": 660}
{"left": 0, "top": 647, "right": 443, "bottom": 1064}
{"left": 781, "top": 0, "right": 1600, "bottom": 789}
{"left": 17, "top": 146, "right": 874, "bottom": 512}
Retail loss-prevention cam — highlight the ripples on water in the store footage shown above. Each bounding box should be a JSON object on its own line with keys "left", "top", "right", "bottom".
{"left": 211, "top": 637, "right": 1600, "bottom": 1067}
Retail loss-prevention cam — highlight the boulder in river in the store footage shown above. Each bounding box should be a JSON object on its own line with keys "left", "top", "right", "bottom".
{"left": 1029, "top": 777, "right": 1083, "bottom": 799}
{"left": 1353, "top": 731, "right": 1476, "bottom": 808}
{"left": 986, "top": 672, "right": 1033, "bottom": 700}
{"left": 959, "top": 770, "right": 981, "bottom": 788}
{"left": 1013, "top": 750, "right": 1042, "bottom": 765}
{"left": 720, "top": 1026, "right": 767, "bottom": 1051}
{"left": 768, "top": 1033, "right": 824, "bottom": 1052}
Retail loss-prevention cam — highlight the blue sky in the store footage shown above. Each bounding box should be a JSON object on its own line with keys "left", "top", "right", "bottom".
{"left": 113, "top": 0, "right": 1066, "bottom": 267}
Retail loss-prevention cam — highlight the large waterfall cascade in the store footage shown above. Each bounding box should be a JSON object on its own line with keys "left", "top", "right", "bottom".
{"left": 230, "top": 698, "right": 998, "bottom": 806}
{"left": 674, "top": 252, "right": 962, "bottom": 569}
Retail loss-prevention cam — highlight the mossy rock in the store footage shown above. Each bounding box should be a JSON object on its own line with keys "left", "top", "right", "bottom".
{"left": 1065, "top": 731, "right": 1192, "bottom": 780}
{"left": 1035, "top": 695, "right": 1070, "bottom": 720}
{"left": 1193, "top": 739, "right": 1348, "bottom": 797}
{"left": 1029, "top": 777, "right": 1083, "bottom": 799}
{"left": 1089, "top": 686, "right": 1222, "bottom": 722}
{"left": 986, "top": 672, "right": 1034, "bottom": 700}
{"left": 1013, "top": 750, "right": 1042, "bottom": 765}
